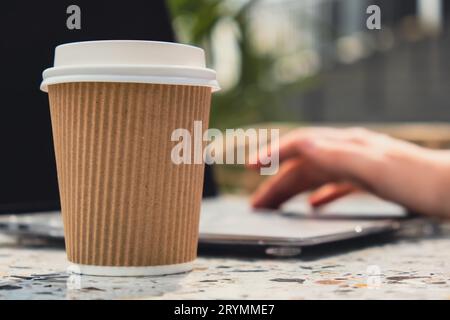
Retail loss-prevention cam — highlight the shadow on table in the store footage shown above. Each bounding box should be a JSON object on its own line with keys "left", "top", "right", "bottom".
{"left": 198, "top": 219, "right": 443, "bottom": 261}
{"left": 65, "top": 272, "right": 189, "bottom": 299}
{"left": 198, "top": 232, "right": 398, "bottom": 261}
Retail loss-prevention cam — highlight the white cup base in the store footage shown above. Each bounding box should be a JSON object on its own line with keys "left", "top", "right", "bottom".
{"left": 67, "top": 261, "right": 193, "bottom": 277}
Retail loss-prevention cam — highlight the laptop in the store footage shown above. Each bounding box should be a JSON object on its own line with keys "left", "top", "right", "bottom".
{"left": 0, "top": 0, "right": 410, "bottom": 257}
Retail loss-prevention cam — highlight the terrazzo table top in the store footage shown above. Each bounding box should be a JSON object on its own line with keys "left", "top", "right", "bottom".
{"left": 1, "top": 221, "right": 450, "bottom": 300}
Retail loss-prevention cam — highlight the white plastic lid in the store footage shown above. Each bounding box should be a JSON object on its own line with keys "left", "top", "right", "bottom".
{"left": 41, "top": 40, "right": 220, "bottom": 92}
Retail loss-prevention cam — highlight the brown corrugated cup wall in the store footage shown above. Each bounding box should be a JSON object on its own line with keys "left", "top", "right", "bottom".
{"left": 47, "top": 82, "right": 211, "bottom": 267}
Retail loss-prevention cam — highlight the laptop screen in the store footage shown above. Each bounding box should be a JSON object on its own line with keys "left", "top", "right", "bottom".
{"left": 0, "top": 1, "right": 187, "bottom": 213}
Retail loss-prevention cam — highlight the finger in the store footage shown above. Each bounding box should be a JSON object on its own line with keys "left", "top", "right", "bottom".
{"left": 247, "top": 130, "right": 289, "bottom": 170}
{"left": 276, "top": 127, "right": 366, "bottom": 162}
{"left": 248, "top": 127, "right": 339, "bottom": 169}
{"left": 299, "top": 138, "right": 377, "bottom": 183}
{"left": 308, "top": 183, "right": 358, "bottom": 208}
{"left": 246, "top": 135, "right": 282, "bottom": 170}
{"left": 251, "top": 158, "right": 321, "bottom": 209}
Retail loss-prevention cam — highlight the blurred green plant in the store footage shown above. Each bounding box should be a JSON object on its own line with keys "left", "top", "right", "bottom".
{"left": 168, "top": 0, "right": 316, "bottom": 129}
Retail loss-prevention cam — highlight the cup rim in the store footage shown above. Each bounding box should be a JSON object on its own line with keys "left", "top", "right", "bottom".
{"left": 41, "top": 40, "right": 220, "bottom": 92}
{"left": 41, "top": 64, "right": 220, "bottom": 92}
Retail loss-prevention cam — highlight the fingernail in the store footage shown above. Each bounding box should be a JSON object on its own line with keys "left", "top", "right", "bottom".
{"left": 250, "top": 193, "right": 266, "bottom": 209}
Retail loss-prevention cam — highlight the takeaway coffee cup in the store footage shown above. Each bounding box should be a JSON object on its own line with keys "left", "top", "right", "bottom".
{"left": 41, "top": 40, "right": 219, "bottom": 276}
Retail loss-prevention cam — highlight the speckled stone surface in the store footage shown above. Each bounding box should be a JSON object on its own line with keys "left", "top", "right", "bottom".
{"left": 1, "top": 223, "right": 450, "bottom": 300}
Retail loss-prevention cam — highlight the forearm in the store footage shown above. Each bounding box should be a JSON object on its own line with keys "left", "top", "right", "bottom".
{"left": 376, "top": 147, "right": 450, "bottom": 217}
{"left": 422, "top": 150, "right": 450, "bottom": 217}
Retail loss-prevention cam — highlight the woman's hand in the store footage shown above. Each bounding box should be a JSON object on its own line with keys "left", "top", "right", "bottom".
{"left": 248, "top": 127, "right": 450, "bottom": 218}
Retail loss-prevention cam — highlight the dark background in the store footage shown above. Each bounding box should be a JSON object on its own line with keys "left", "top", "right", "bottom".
{"left": 0, "top": 1, "right": 175, "bottom": 212}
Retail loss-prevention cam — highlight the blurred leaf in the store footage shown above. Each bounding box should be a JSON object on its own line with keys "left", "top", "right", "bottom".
{"left": 168, "top": 0, "right": 315, "bottom": 129}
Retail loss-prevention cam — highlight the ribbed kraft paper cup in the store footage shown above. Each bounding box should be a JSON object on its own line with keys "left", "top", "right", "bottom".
{"left": 48, "top": 82, "right": 211, "bottom": 275}
{"left": 41, "top": 41, "right": 219, "bottom": 276}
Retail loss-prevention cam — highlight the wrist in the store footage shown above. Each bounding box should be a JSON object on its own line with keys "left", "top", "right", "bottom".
{"left": 421, "top": 149, "right": 450, "bottom": 217}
